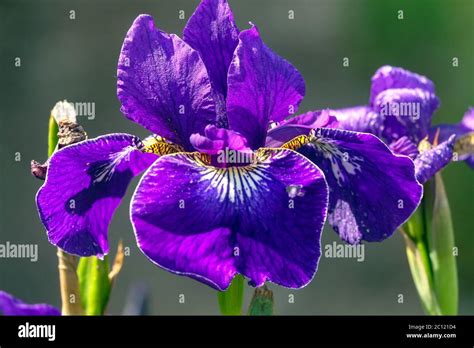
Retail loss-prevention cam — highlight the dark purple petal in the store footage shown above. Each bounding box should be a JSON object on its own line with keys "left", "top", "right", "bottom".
{"left": 190, "top": 125, "right": 250, "bottom": 154}
{"left": 117, "top": 15, "right": 216, "bottom": 150}
{"left": 226, "top": 25, "right": 306, "bottom": 149}
{"left": 370, "top": 66, "right": 435, "bottom": 106}
{"left": 373, "top": 88, "right": 439, "bottom": 143}
{"left": 265, "top": 109, "right": 339, "bottom": 148}
{"left": 389, "top": 136, "right": 419, "bottom": 159}
{"left": 37, "top": 134, "right": 157, "bottom": 257}
{"left": 297, "top": 128, "right": 422, "bottom": 244}
{"left": 324, "top": 106, "right": 383, "bottom": 137}
{"left": 415, "top": 136, "right": 455, "bottom": 184}
{"left": 0, "top": 291, "right": 60, "bottom": 316}
{"left": 183, "top": 0, "right": 239, "bottom": 126}
{"left": 429, "top": 107, "right": 474, "bottom": 167}
{"left": 131, "top": 149, "right": 328, "bottom": 290}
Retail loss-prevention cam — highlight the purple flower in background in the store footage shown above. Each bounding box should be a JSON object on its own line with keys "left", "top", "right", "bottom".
{"left": 36, "top": 0, "right": 422, "bottom": 290}
{"left": 334, "top": 66, "right": 440, "bottom": 144}
{"left": 325, "top": 66, "right": 473, "bottom": 183}
{"left": 0, "top": 291, "right": 59, "bottom": 316}
{"left": 429, "top": 107, "right": 474, "bottom": 168}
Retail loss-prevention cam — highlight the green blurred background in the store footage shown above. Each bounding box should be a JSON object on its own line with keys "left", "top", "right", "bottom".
{"left": 0, "top": 0, "right": 472, "bottom": 314}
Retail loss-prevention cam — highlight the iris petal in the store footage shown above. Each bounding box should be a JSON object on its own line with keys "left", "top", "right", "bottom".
{"left": 183, "top": 0, "right": 239, "bottom": 126}
{"left": 329, "top": 106, "right": 383, "bottom": 137}
{"left": 415, "top": 136, "right": 456, "bottom": 184}
{"left": 36, "top": 134, "right": 157, "bottom": 257}
{"left": 117, "top": 15, "right": 216, "bottom": 150}
{"left": 0, "top": 291, "right": 60, "bottom": 316}
{"left": 294, "top": 128, "right": 423, "bottom": 244}
{"left": 334, "top": 67, "right": 440, "bottom": 145}
{"left": 373, "top": 88, "right": 439, "bottom": 143}
{"left": 370, "top": 65, "right": 435, "bottom": 106}
{"left": 226, "top": 24, "right": 306, "bottom": 149}
{"left": 389, "top": 136, "right": 419, "bottom": 159}
{"left": 131, "top": 149, "right": 328, "bottom": 290}
{"left": 190, "top": 125, "right": 251, "bottom": 155}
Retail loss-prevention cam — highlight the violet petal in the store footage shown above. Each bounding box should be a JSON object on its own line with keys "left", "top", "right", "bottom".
{"left": 36, "top": 133, "right": 157, "bottom": 257}
{"left": 117, "top": 15, "right": 216, "bottom": 150}
{"left": 131, "top": 149, "right": 328, "bottom": 290}
{"left": 226, "top": 25, "right": 305, "bottom": 149}
{"left": 298, "top": 128, "right": 423, "bottom": 244}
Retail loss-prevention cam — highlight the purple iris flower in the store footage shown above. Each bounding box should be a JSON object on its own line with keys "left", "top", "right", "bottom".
{"left": 325, "top": 65, "right": 473, "bottom": 183}
{"left": 0, "top": 291, "right": 59, "bottom": 316}
{"left": 36, "top": 0, "right": 422, "bottom": 290}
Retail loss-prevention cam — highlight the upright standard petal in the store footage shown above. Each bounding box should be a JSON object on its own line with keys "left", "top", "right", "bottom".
{"left": 37, "top": 134, "right": 158, "bottom": 257}
{"left": 0, "top": 291, "right": 60, "bottom": 316}
{"left": 131, "top": 149, "right": 328, "bottom": 290}
{"left": 226, "top": 25, "right": 306, "bottom": 149}
{"left": 415, "top": 136, "right": 455, "bottom": 184}
{"left": 117, "top": 15, "right": 216, "bottom": 150}
{"left": 370, "top": 66, "right": 435, "bottom": 106}
{"left": 292, "top": 128, "right": 423, "bottom": 244}
{"left": 183, "top": 0, "right": 239, "bottom": 125}
{"left": 373, "top": 88, "right": 439, "bottom": 143}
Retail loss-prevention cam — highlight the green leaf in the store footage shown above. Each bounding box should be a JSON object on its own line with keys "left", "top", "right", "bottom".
{"left": 77, "top": 256, "right": 111, "bottom": 315}
{"left": 402, "top": 232, "right": 440, "bottom": 315}
{"left": 429, "top": 173, "right": 458, "bottom": 315}
{"left": 217, "top": 275, "right": 244, "bottom": 315}
{"left": 248, "top": 285, "right": 274, "bottom": 316}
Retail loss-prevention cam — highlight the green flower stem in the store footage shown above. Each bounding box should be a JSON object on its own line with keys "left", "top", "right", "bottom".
{"left": 406, "top": 200, "right": 436, "bottom": 291}
{"left": 402, "top": 173, "right": 458, "bottom": 315}
{"left": 77, "top": 256, "right": 111, "bottom": 315}
{"left": 402, "top": 229, "right": 440, "bottom": 315}
{"left": 217, "top": 275, "right": 244, "bottom": 315}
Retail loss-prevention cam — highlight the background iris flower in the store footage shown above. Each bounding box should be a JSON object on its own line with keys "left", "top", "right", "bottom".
{"left": 323, "top": 65, "right": 473, "bottom": 182}
{"left": 35, "top": 0, "right": 422, "bottom": 291}
{"left": 316, "top": 65, "right": 473, "bottom": 315}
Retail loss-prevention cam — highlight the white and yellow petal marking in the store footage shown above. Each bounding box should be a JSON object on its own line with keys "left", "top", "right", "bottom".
{"left": 282, "top": 131, "right": 363, "bottom": 186}
{"left": 196, "top": 150, "right": 273, "bottom": 204}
